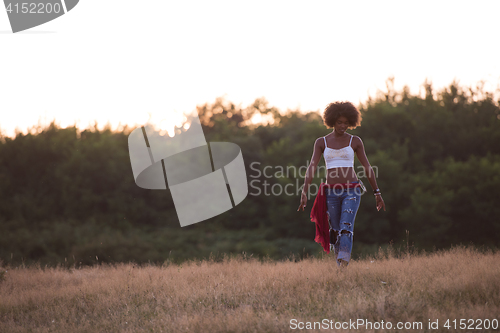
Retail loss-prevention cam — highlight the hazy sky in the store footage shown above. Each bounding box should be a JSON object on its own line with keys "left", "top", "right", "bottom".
{"left": 1, "top": 0, "right": 499, "bottom": 137}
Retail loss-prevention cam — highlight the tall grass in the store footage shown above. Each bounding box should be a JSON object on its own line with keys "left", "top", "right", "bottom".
{"left": 0, "top": 246, "right": 499, "bottom": 332}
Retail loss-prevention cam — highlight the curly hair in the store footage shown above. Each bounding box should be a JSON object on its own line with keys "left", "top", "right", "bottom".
{"left": 322, "top": 101, "right": 362, "bottom": 129}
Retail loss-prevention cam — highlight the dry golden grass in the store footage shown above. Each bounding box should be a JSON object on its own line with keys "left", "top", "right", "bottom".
{"left": 0, "top": 246, "right": 499, "bottom": 332}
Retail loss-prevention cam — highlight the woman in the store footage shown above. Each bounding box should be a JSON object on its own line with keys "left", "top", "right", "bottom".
{"left": 297, "top": 101, "right": 385, "bottom": 267}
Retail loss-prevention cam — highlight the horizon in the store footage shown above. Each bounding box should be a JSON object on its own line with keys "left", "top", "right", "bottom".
{"left": 1, "top": 77, "right": 498, "bottom": 139}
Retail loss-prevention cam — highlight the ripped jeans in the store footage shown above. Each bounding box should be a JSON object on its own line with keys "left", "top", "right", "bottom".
{"left": 325, "top": 183, "right": 362, "bottom": 265}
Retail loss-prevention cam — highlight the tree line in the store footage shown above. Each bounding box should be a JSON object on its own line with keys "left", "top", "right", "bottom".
{"left": 1, "top": 79, "right": 499, "bottom": 266}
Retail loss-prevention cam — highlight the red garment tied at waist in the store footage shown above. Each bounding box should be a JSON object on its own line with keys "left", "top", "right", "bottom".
{"left": 309, "top": 182, "right": 361, "bottom": 253}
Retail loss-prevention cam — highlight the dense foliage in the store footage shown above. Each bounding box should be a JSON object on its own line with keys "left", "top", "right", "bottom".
{"left": 1, "top": 80, "right": 499, "bottom": 266}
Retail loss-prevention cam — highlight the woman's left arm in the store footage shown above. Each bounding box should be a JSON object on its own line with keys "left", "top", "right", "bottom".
{"left": 353, "top": 136, "right": 386, "bottom": 212}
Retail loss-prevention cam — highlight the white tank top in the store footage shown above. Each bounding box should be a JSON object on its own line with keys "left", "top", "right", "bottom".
{"left": 323, "top": 135, "right": 355, "bottom": 169}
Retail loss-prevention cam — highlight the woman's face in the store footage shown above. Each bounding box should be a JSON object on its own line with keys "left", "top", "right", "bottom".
{"left": 334, "top": 116, "right": 349, "bottom": 134}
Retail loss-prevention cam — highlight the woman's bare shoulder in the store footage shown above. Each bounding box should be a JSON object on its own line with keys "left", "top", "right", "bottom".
{"left": 314, "top": 136, "right": 326, "bottom": 146}
{"left": 350, "top": 135, "right": 364, "bottom": 150}
{"left": 351, "top": 134, "right": 362, "bottom": 142}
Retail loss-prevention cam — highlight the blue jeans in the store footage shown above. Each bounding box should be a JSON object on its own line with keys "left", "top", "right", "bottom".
{"left": 325, "top": 182, "right": 362, "bottom": 265}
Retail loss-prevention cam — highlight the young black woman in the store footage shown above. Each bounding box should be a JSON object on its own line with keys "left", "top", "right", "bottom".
{"left": 297, "top": 101, "right": 386, "bottom": 266}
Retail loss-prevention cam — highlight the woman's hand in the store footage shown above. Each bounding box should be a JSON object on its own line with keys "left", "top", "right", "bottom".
{"left": 375, "top": 194, "right": 386, "bottom": 211}
{"left": 297, "top": 192, "right": 308, "bottom": 211}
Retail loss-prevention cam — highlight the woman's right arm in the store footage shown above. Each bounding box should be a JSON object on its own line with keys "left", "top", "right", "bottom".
{"left": 297, "top": 138, "right": 323, "bottom": 211}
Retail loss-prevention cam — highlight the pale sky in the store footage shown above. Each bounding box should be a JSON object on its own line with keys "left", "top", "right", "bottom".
{"left": 1, "top": 0, "right": 499, "bottom": 138}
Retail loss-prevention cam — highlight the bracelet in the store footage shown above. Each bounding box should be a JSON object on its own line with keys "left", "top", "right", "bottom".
{"left": 373, "top": 188, "right": 381, "bottom": 194}
{"left": 374, "top": 193, "right": 382, "bottom": 196}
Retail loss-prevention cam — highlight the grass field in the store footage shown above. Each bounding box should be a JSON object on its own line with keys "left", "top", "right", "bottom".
{"left": 0, "top": 246, "right": 499, "bottom": 332}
